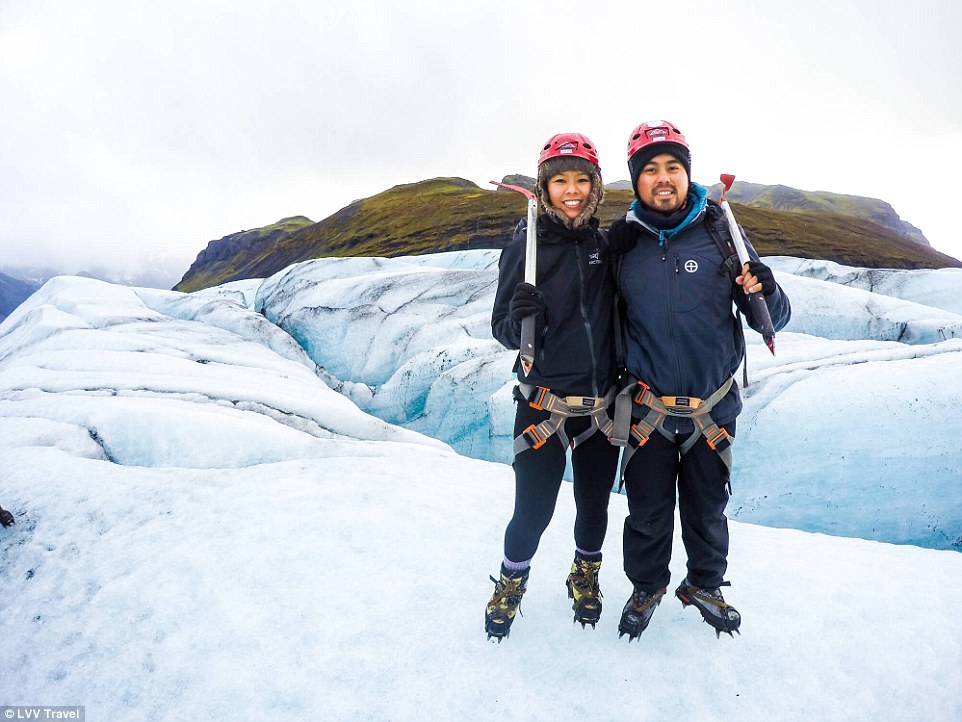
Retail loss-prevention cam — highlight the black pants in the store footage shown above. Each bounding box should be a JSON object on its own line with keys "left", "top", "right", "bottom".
{"left": 503, "top": 399, "right": 619, "bottom": 564}
{"left": 622, "top": 422, "right": 734, "bottom": 592}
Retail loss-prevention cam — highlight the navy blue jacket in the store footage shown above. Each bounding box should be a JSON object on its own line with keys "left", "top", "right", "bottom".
{"left": 614, "top": 183, "right": 791, "bottom": 429}
{"left": 491, "top": 214, "right": 616, "bottom": 397}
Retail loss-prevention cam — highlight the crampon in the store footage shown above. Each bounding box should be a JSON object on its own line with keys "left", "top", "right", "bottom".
{"left": 675, "top": 579, "right": 741, "bottom": 638}
{"left": 618, "top": 586, "right": 666, "bottom": 642}
{"left": 485, "top": 566, "right": 529, "bottom": 643}
{"left": 566, "top": 554, "right": 603, "bottom": 629}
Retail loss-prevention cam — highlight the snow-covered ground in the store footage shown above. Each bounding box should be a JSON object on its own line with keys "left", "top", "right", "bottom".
{"left": 2, "top": 257, "right": 961, "bottom": 721}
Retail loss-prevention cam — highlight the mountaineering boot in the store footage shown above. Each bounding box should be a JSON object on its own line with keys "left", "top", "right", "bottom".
{"left": 485, "top": 564, "right": 530, "bottom": 642}
{"left": 617, "top": 585, "right": 666, "bottom": 641}
{"left": 566, "top": 552, "right": 603, "bottom": 628}
{"left": 0, "top": 505, "right": 13, "bottom": 527}
{"left": 674, "top": 578, "right": 741, "bottom": 637}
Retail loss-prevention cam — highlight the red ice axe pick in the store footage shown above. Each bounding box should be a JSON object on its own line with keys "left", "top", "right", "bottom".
{"left": 719, "top": 173, "right": 776, "bottom": 355}
{"left": 491, "top": 181, "right": 539, "bottom": 374}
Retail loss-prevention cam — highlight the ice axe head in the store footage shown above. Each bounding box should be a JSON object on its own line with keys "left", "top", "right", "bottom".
{"left": 490, "top": 180, "right": 535, "bottom": 200}
{"left": 719, "top": 173, "right": 735, "bottom": 202}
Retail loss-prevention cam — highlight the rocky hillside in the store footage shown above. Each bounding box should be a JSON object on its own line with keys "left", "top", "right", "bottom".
{"left": 173, "top": 178, "right": 961, "bottom": 292}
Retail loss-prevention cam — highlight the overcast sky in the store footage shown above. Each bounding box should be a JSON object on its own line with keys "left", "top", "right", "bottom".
{"left": 2, "top": 0, "right": 960, "bottom": 277}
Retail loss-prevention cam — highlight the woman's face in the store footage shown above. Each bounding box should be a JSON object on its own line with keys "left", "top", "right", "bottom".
{"left": 546, "top": 170, "right": 593, "bottom": 222}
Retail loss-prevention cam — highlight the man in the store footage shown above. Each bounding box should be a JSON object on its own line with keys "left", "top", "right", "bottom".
{"left": 608, "top": 120, "right": 791, "bottom": 640}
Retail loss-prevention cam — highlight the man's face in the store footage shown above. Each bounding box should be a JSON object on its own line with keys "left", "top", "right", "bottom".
{"left": 635, "top": 153, "right": 689, "bottom": 213}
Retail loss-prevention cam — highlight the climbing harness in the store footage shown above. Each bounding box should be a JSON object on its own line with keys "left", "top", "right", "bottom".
{"left": 610, "top": 376, "right": 735, "bottom": 485}
{"left": 512, "top": 384, "right": 617, "bottom": 455}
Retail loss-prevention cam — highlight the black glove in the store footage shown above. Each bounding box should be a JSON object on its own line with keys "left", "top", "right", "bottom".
{"left": 606, "top": 219, "right": 637, "bottom": 254}
{"left": 0, "top": 506, "right": 13, "bottom": 527}
{"left": 509, "top": 282, "right": 546, "bottom": 324}
{"left": 747, "top": 260, "right": 777, "bottom": 296}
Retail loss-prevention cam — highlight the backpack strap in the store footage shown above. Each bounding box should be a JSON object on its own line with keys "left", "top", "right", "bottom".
{"left": 704, "top": 200, "right": 741, "bottom": 282}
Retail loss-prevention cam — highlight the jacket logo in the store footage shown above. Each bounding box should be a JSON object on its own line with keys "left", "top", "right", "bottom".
{"left": 684, "top": 259, "right": 699, "bottom": 273}
{"left": 588, "top": 250, "right": 602, "bottom": 265}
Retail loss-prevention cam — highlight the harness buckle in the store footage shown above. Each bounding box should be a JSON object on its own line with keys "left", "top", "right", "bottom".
{"left": 632, "top": 380, "right": 651, "bottom": 406}
{"left": 706, "top": 427, "right": 732, "bottom": 452}
{"left": 521, "top": 424, "right": 547, "bottom": 450}
{"left": 528, "top": 386, "right": 550, "bottom": 411}
{"left": 629, "top": 423, "right": 651, "bottom": 448}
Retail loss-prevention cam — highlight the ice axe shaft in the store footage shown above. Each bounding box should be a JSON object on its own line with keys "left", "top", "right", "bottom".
{"left": 491, "top": 181, "right": 538, "bottom": 374}
{"left": 719, "top": 174, "right": 776, "bottom": 355}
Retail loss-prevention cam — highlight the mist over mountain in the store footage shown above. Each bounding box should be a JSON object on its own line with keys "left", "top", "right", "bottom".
{"left": 1, "top": 252, "right": 190, "bottom": 320}
{"left": 2, "top": 253, "right": 186, "bottom": 291}
{"left": 0, "top": 272, "right": 41, "bottom": 323}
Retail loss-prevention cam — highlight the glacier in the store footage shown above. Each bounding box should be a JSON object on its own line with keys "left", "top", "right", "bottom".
{"left": 241, "top": 251, "right": 962, "bottom": 550}
{"left": 1, "top": 254, "right": 961, "bottom": 721}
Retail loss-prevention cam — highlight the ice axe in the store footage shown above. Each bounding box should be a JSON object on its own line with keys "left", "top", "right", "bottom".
{"left": 490, "top": 181, "right": 539, "bottom": 374}
{"left": 718, "top": 173, "right": 776, "bottom": 355}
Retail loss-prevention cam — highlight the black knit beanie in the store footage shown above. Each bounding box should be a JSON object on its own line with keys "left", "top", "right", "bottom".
{"left": 628, "top": 142, "right": 691, "bottom": 194}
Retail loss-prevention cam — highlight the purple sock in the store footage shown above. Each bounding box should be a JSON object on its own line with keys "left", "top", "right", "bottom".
{"left": 502, "top": 557, "right": 531, "bottom": 573}
{"left": 576, "top": 548, "right": 602, "bottom": 562}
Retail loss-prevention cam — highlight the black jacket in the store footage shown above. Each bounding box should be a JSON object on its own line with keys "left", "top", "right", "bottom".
{"left": 614, "top": 184, "right": 791, "bottom": 429}
{"left": 491, "top": 214, "right": 616, "bottom": 397}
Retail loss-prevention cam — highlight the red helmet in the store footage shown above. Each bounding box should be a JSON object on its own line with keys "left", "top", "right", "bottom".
{"left": 626, "top": 120, "right": 688, "bottom": 162}
{"left": 538, "top": 132, "right": 600, "bottom": 167}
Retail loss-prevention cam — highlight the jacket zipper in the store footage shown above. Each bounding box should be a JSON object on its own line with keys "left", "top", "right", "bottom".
{"left": 575, "top": 239, "right": 600, "bottom": 397}
{"left": 666, "top": 246, "right": 683, "bottom": 400}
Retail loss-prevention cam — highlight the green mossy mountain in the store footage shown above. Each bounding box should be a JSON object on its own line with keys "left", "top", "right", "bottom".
{"left": 173, "top": 177, "right": 961, "bottom": 292}
{"left": 705, "top": 180, "right": 929, "bottom": 245}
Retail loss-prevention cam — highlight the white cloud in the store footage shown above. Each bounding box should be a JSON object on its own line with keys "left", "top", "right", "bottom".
{"left": 1, "top": 0, "right": 960, "bottom": 273}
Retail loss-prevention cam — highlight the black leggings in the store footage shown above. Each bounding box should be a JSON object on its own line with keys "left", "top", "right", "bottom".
{"left": 503, "top": 398, "right": 620, "bottom": 564}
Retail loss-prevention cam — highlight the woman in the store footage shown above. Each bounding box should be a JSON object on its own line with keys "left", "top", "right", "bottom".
{"left": 485, "top": 133, "right": 619, "bottom": 641}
